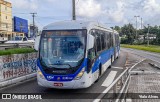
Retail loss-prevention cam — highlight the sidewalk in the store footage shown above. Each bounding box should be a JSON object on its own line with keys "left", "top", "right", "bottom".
{"left": 127, "top": 60, "right": 160, "bottom": 102}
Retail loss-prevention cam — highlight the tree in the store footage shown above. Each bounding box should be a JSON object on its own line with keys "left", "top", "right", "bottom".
{"left": 114, "top": 26, "right": 121, "bottom": 32}
{"left": 121, "top": 23, "right": 136, "bottom": 44}
{"left": 114, "top": 24, "right": 160, "bottom": 45}
{"left": 156, "top": 26, "right": 160, "bottom": 45}
{"left": 112, "top": 26, "right": 122, "bottom": 35}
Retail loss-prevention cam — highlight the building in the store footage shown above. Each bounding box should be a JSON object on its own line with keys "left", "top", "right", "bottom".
{"left": 0, "top": 0, "right": 12, "bottom": 31}
{"left": 29, "top": 24, "right": 38, "bottom": 38}
{"left": 0, "top": 0, "right": 24, "bottom": 41}
{"left": 13, "top": 16, "right": 28, "bottom": 37}
{"left": 139, "top": 34, "right": 157, "bottom": 41}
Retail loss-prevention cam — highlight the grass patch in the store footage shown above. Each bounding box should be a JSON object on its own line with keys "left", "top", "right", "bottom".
{"left": 0, "top": 48, "right": 36, "bottom": 56}
{"left": 121, "top": 44, "right": 160, "bottom": 53}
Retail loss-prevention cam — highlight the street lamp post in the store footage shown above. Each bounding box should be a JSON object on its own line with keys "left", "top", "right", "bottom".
{"left": 134, "top": 16, "right": 140, "bottom": 39}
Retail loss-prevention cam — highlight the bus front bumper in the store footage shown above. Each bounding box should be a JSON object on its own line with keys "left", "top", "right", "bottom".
{"left": 37, "top": 73, "right": 91, "bottom": 89}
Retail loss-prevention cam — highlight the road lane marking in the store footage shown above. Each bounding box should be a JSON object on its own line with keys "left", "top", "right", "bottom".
{"left": 111, "top": 66, "right": 123, "bottom": 69}
{"left": 101, "top": 71, "right": 117, "bottom": 87}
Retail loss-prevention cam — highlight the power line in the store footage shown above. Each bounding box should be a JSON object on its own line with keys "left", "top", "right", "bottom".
{"left": 12, "top": 12, "right": 30, "bottom": 15}
{"left": 76, "top": 0, "right": 80, "bottom": 5}
{"left": 36, "top": 16, "right": 69, "bottom": 19}
{"left": 35, "top": 20, "right": 44, "bottom": 27}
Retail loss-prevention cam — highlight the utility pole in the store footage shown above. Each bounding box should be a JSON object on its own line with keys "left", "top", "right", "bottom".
{"left": 141, "top": 18, "right": 143, "bottom": 29}
{"left": 72, "top": 0, "right": 76, "bottom": 20}
{"left": 147, "top": 24, "right": 150, "bottom": 46}
{"left": 30, "top": 13, "right": 37, "bottom": 37}
{"left": 134, "top": 16, "right": 140, "bottom": 39}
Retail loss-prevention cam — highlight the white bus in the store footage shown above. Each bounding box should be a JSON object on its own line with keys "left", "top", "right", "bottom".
{"left": 34, "top": 20, "right": 120, "bottom": 89}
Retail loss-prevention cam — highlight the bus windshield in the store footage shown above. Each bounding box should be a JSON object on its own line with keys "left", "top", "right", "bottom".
{"left": 40, "top": 30, "right": 86, "bottom": 69}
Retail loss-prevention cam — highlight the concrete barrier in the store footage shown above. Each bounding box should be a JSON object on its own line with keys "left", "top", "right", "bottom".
{"left": 0, "top": 52, "right": 37, "bottom": 88}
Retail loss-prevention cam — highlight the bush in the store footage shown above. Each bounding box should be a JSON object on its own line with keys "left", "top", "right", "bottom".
{"left": 121, "top": 44, "right": 160, "bottom": 53}
{"left": 121, "top": 38, "right": 128, "bottom": 44}
{"left": 0, "top": 48, "right": 36, "bottom": 56}
{"left": 132, "top": 40, "right": 143, "bottom": 45}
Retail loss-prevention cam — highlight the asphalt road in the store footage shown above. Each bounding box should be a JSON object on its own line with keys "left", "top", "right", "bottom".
{"left": 0, "top": 48, "right": 152, "bottom": 102}
{"left": 122, "top": 48, "right": 160, "bottom": 63}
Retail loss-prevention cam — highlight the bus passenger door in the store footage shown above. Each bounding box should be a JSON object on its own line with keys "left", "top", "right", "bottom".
{"left": 87, "top": 47, "right": 96, "bottom": 73}
{"left": 87, "top": 32, "right": 97, "bottom": 73}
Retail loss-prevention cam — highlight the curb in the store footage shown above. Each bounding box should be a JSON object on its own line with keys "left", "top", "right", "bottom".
{"left": 0, "top": 73, "right": 36, "bottom": 88}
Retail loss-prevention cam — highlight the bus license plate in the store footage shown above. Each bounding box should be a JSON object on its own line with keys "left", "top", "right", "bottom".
{"left": 54, "top": 83, "right": 63, "bottom": 87}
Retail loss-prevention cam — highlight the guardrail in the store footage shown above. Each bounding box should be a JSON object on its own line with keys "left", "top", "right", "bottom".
{"left": 0, "top": 43, "right": 34, "bottom": 50}
{"left": 93, "top": 59, "right": 145, "bottom": 102}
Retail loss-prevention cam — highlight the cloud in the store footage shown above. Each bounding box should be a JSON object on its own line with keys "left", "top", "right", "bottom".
{"left": 147, "top": 14, "right": 160, "bottom": 26}
{"left": 77, "top": 0, "right": 102, "bottom": 18}
{"left": 142, "top": 0, "right": 160, "bottom": 14}
{"left": 6, "top": 0, "right": 38, "bottom": 11}
{"left": 76, "top": 0, "right": 127, "bottom": 24}
{"left": 107, "top": 0, "right": 126, "bottom": 23}
{"left": 131, "top": 0, "right": 160, "bottom": 26}
{"left": 5, "top": 0, "right": 160, "bottom": 29}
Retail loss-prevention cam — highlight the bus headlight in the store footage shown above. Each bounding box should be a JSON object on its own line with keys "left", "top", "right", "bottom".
{"left": 74, "top": 68, "right": 85, "bottom": 80}
{"left": 38, "top": 70, "right": 45, "bottom": 79}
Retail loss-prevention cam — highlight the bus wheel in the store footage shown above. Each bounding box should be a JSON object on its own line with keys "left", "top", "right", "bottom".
{"left": 95, "top": 66, "right": 101, "bottom": 83}
{"left": 117, "top": 56, "right": 119, "bottom": 59}
{"left": 109, "top": 56, "right": 112, "bottom": 68}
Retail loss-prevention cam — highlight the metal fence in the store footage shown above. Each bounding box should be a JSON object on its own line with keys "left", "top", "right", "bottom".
{"left": 93, "top": 59, "right": 145, "bottom": 102}
{"left": 0, "top": 43, "right": 34, "bottom": 50}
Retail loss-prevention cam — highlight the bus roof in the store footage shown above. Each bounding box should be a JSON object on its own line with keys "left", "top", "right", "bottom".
{"left": 43, "top": 20, "right": 114, "bottom": 32}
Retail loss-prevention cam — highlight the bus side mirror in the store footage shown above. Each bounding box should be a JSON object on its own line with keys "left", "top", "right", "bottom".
{"left": 34, "top": 36, "right": 40, "bottom": 51}
{"left": 87, "top": 49, "right": 92, "bottom": 73}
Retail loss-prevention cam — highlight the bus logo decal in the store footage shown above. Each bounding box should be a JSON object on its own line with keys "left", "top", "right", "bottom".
{"left": 57, "top": 77, "right": 61, "bottom": 80}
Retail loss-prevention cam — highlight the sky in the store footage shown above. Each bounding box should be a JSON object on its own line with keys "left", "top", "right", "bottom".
{"left": 6, "top": 0, "right": 160, "bottom": 30}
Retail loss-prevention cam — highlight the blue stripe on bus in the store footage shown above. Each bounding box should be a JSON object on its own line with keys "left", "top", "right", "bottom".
{"left": 91, "top": 47, "right": 114, "bottom": 73}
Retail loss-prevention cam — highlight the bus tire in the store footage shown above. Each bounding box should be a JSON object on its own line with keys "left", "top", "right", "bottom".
{"left": 117, "top": 56, "right": 119, "bottom": 59}
{"left": 117, "top": 52, "right": 120, "bottom": 59}
{"left": 95, "top": 65, "right": 101, "bottom": 83}
{"left": 99, "top": 64, "right": 102, "bottom": 76}
{"left": 109, "top": 56, "right": 112, "bottom": 68}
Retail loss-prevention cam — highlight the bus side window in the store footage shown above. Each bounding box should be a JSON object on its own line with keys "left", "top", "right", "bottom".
{"left": 96, "top": 30, "right": 102, "bottom": 52}
{"left": 106, "top": 32, "right": 110, "bottom": 49}
{"left": 109, "top": 33, "right": 112, "bottom": 48}
{"left": 101, "top": 31, "right": 106, "bottom": 50}
{"left": 90, "top": 30, "right": 98, "bottom": 55}
{"left": 91, "top": 29, "right": 102, "bottom": 53}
